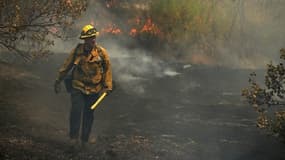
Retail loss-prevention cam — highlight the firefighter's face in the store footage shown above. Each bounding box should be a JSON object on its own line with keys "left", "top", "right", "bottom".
{"left": 84, "top": 36, "right": 96, "bottom": 52}
{"left": 84, "top": 36, "right": 96, "bottom": 46}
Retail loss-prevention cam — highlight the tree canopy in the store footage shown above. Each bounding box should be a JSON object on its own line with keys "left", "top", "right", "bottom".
{"left": 0, "top": 0, "right": 87, "bottom": 61}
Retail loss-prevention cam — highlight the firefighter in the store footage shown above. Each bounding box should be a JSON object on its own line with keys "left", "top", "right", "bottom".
{"left": 54, "top": 24, "right": 112, "bottom": 146}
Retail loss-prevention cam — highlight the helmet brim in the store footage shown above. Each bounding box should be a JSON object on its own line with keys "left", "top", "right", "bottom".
{"left": 79, "top": 32, "right": 99, "bottom": 39}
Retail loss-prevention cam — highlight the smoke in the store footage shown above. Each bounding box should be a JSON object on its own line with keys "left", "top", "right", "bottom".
{"left": 50, "top": 1, "right": 182, "bottom": 95}
{"left": 5, "top": 0, "right": 282, "bottom": 71}
{"left": 104, "top": 39, "right": 180, "bottom": 95}
{"left": 3, "top": 2, "right": 285, "bottom": 158}
{"left": 50, "top": 1, "right": 111, "bottom": 53}
{"left": 49, "top": 1, "right": 285, "bottom": 94}
{"left": 209, "top": 1, "right": 285, "bottom": 69}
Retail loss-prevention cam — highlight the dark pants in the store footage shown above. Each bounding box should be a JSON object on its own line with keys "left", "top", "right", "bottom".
{"left": 69, "top": 89, "right": 99, "bottom": 142}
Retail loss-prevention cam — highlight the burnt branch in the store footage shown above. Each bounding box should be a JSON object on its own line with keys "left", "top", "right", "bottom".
{"left": 0, "top": 0, "right": 87, "bottom": 61}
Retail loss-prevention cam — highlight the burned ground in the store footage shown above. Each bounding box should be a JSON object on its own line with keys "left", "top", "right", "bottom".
{"left": 0, "top": 55, "right": 285, "bottom": 160}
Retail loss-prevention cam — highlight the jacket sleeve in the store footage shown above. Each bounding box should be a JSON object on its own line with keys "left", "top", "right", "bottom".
{"left": 56, "top": 48, "right": 76, "bottom": 82}
{"left": 101, "top": 47, "right": 113, "bottom": 90}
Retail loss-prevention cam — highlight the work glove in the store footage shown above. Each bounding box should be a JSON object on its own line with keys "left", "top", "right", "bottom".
{"left": 100, "top": 88, "right": 112, "bottom": 96}
{"left": 102, "top": 81, "right": 115, "bottom": 96}
{"left": 105, "top": 89, "right": 112, "bottom": 95}
{"left": 54, "top": 80, "right": 61, "bottom": 94}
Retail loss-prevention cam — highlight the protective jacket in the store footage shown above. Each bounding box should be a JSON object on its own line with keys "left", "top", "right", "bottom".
{"left": 56, "top": 44, "right": 112, "bottom": 95}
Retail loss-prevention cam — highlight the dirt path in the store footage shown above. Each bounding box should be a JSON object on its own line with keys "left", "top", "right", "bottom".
{"left": 0, "top": 60, "right": 285, "bottom": 160}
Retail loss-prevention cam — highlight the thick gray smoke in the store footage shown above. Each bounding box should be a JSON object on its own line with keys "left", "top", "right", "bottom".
{"left": 211, "top": 1, "right": 285, "bottom": 69}
{"left": 50, "top": 1, "right": 285, "bottom": 94}
{"left": 104, "top": 40, "right": 181, "bottom": 95}
{"left": 51, "top": 1, "right": 181, "bottom": 95}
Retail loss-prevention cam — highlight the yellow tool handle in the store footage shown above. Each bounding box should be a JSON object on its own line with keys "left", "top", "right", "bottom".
{"left": 91, "top": 92, "right": 107, "bottom": 110}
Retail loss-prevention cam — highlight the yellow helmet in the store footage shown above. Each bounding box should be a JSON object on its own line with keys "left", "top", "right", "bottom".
{"left": 80, "top": 24, "right": 99, "bottom": 39}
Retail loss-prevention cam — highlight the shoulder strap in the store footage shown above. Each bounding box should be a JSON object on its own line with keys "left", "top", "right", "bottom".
{"left": 96, "top": 45, "right": 105, "bottom": 60}
{"left": 72, "top": 43, "right": 84, "bottom": 65}
{"left": 96, "top": 45, "right": 108, "bottom": 88}
{"left": 74, "top": 43, "right": 84, "bottom": 57}
{"left": 96, "top": 45, "right": 107, "bottom": 73}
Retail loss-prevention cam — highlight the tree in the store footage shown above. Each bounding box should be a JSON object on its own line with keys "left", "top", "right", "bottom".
{"left": 147, "top": 0, "right": 238, "bottom": 57}
{"left": 0, "top": 0, "right": 87, "bottom": 61}
{"left": 242, "top": 48, "right": 285, "bottom": 142}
